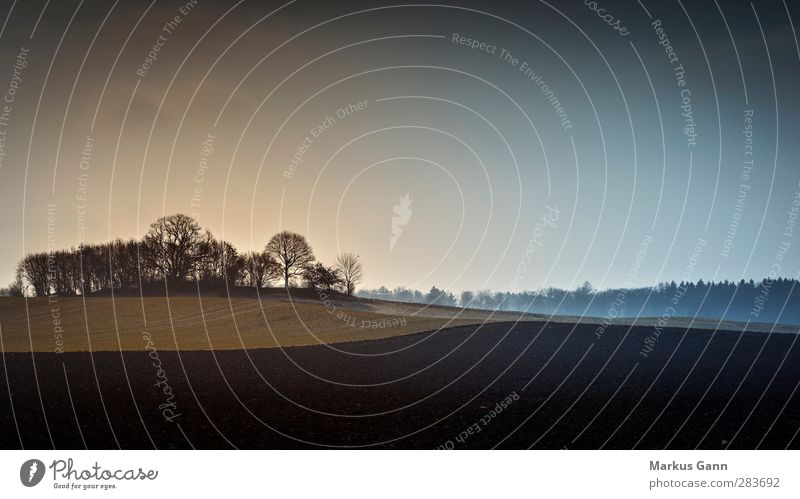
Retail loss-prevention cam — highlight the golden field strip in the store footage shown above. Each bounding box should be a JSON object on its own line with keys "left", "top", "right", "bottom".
{"left": 0, "top": 295, "right": 523, "bottom": 352}
{"left": 0, "top": 295, "right": 790, "bottom": 353}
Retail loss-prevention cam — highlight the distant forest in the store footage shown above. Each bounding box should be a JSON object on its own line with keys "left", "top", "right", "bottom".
{"left": 0, "top": 214, "right": 364, "bottom": 298}
{"left": 358, "top": 279, "right": 800, "bottom": 326}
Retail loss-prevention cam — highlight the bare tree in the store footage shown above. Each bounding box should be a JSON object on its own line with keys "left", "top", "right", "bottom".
{"left": 198, "top": 238, "right": 243, "bottom": 284}
{"left": 10, "top": 265, "right": 25, "bottom": 296}
{"left": 51, "top": 249, "right": 78, "bottom": 295}
{"left": 109, "top": 239, "right": 141, "bottom": 290}
{"left": 302, "top": 262, "right": 342, "bottom": 291}
{"left": 335, "top": 252, "right": 363, "bottom": 295}
{"left": 242, "top": 251, "right": 279, "bottom": 288}
{"left": 79, "top": 243, "right": 111, "bottom": 292}
{"left": 141, "top": 214, "right": 212, "bottom": 281}
{"left": 20, "top": 252, "right": 50, "bottom": 296}
{"left": 264, "top": 231, "right": 315, "bottom": 288}
{"left": 220, "top": 242, "right": 245, "bottom": 285}
{"left": 0, "top": 265, "right": 24, "bottom": 297}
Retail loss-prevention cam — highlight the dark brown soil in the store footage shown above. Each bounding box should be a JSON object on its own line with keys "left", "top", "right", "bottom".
{"left": 1, "top": 321, "right": 798, "bottom": 449}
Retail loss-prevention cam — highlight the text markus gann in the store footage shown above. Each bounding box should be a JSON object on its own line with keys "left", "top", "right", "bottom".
{"left": 650, "top": 460, "right": 728, "bottom": 471}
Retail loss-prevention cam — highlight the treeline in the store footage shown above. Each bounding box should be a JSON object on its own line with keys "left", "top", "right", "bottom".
{"left": 358, "top": 279, "right": 800, "bottom": 325}
{"left": 0, "top": 214, "right": 364, "bottom": 297}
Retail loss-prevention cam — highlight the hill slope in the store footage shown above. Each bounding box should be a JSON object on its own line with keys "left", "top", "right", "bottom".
{"left": 0, "top": 292, "right": 537, "bottom": 352}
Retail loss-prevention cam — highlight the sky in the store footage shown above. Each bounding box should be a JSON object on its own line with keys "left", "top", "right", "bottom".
{"left": 0, "top": 0, "right": 799, "bottom": 293}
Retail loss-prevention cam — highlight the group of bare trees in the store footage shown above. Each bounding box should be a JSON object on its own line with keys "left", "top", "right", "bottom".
{"left": 9, "top": 240, "right": 143, "bottom": 297}
{"left": 1, "top": 214, "right": 363, "bottom": 298}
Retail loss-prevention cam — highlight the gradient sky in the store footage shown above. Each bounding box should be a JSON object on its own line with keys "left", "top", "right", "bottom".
{"left": 0, "top": 0, "right": 799, "bottom": 293}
